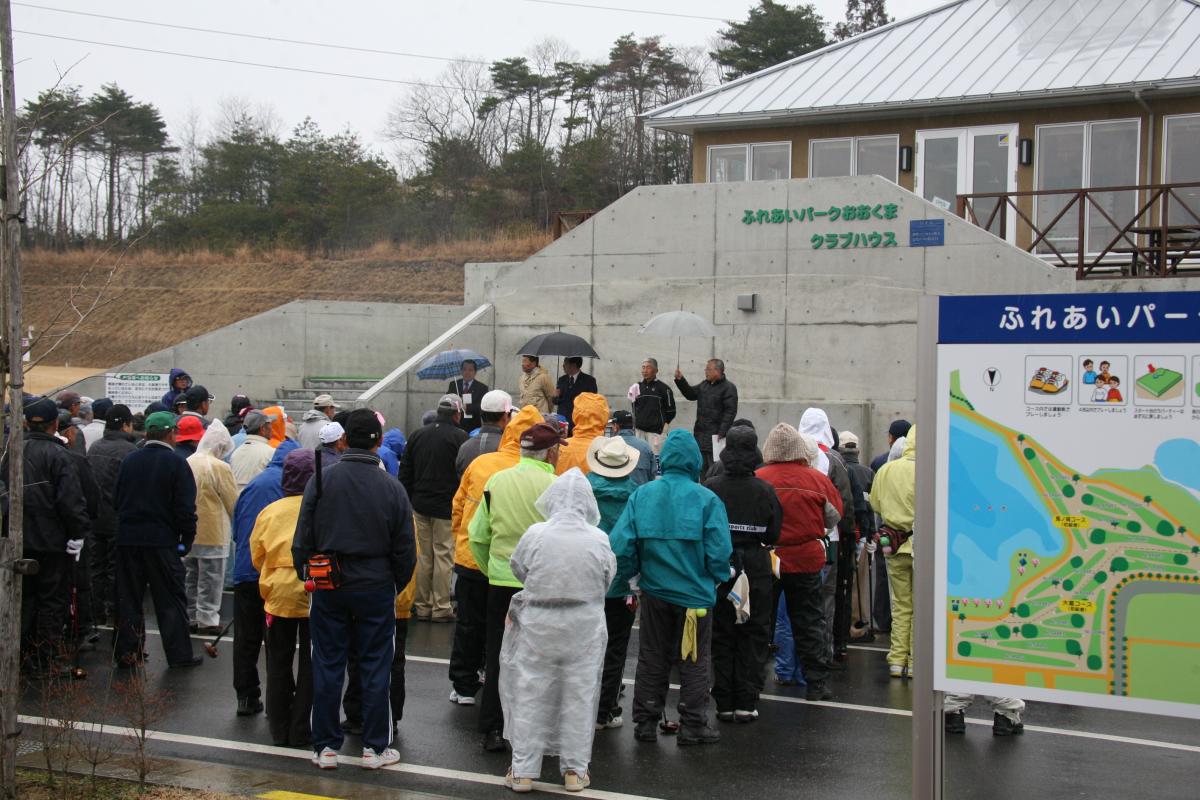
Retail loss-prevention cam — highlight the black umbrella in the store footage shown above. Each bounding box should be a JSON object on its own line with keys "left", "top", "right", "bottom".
{"left": 516, "top": 332, "right": 600, "bottom": 358}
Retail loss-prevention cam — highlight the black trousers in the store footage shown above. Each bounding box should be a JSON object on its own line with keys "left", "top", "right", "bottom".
{"left": 874, "top": 553, "right": 893, "bottom": 632}
{"left": 115, "top": 545, "right": 194, "bottom": 666}
{"left": 21, "top": 550, "right": 69, "bottom": 670}
{"left": 598, "top": 597, "right": 636, "bottom": 721}
{"left": 448, "top": 570, "right": 488, "bottom": 696}
{"left": 832, "top": 538, "right": 856, "bottom": 653}
{"left": 344, "top": 618, "right": 408, "bottom": 725}
{"left": 632, "top": 592, "right": 712, "bottom": 728}
{"left": 711, "top": 572, "right": 774, "bottom": 713}
{"left": 233, "top": 581, "right": 265, "bottom": 701}
{"left": 779, "top": 571, "right": 830, "bottom": 685}
{"left": 265, "top": 616, "right": 312, "bottom": 747}
{"left": 90, "top": 527, "right": 118, "bottom": 624}
{"left": 478, "top": 584, "right": 519, "bottom": 734}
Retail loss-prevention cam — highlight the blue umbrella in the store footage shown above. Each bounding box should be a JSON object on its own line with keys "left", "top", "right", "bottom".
{"left": 416, "top": 348, "right": 492, "bottom": 380}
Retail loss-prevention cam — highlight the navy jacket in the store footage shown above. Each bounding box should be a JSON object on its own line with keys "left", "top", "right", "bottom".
{"left": 556, "top": 371, "right": 598, "bottom": 428}
{"left": 115, "top": 440, "right": 198, "bottom": 551}
{"left": 231, "top": 440, "right": 299, "bottom": 584}
{"left": 292, "top": 449, "right": 416, "bottom": 592}
{"left": 3, "top": 431, "right": 90, "bottom": 553}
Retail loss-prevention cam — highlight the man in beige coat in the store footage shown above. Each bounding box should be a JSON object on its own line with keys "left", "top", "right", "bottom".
{"left": 186, "top": 420, "right": 239, "bottom": 633}
{"left": 517, "top": 355, "right": 555, "bottom": 414}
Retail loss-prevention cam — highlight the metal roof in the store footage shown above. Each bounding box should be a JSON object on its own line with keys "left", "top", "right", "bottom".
{"left": 645, "top": 0, "right": 1200, "bottom": 133}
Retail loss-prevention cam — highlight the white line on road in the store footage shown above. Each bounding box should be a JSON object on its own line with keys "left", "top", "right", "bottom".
{"left": 17, "top": 715, "right": 664, "bottom": 800}
{"left": 103, "top": 631, "right": 1200, "bottom": 755}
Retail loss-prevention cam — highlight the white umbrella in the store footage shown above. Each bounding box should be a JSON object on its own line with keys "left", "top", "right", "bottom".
{"left": 638, "top": 309, "right": 718, "bottom": 368}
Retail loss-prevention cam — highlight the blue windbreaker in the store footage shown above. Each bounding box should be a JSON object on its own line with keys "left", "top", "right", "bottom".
{"left": 232, "top": 439, "right": 299, "bottom": 583}
{"left": 610, "top": 430, "right": 731, "bottom": 608}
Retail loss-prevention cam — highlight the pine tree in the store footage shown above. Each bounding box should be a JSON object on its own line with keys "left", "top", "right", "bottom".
{"left": 833, "top": 0, "right": 892, "bottom": 41}
{"left": 711, "top": 1, "right": 828, "bottom": 81}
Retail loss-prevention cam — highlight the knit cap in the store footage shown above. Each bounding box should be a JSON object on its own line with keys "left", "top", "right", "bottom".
{"left": 762, "top": 423, "right": 804, "bottom": 463}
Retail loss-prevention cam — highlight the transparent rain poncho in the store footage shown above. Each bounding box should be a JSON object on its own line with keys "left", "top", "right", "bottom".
{"left": 499, "top": 468, "right": 617, "bottom": 779}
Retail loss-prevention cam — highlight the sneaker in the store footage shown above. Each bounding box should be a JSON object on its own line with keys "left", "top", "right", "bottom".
{"left": 505, "top": 769, "right": 533, "bottom": 793}
{"left": 992, "top": 713, "right": 1025, "bottom": 737}
{"left": 311, "top": 747, "right": 338, "bottom": 770}
{"left": 449, "top": 689, "right": 476, "bottom": 706}
{"left": 594, "top": 711, "right": 623, "bottom": 730}
{"left": 634, "top": 718, "right": 658, "bottom": 742}
{"left": 677, "top": 724, "right": 720, "bottom": 746}
{"left": 483, "top": 730, "right": 507, "bottom": 752}
{"left": 715, "top": 710, "right": 735, "bottom": 722}
{"left": 734, "top": 709, "right": 758, "bottom": 723}
{"left": 362, "top": 747, "right": 400, "bottom": 769}
{"left": 564, "top": 770, "right": 590, "bottom": 792}
{"left": 805, "top": 682, "right": 832, "bottom": 701}
{"left": 888, "top": 664, "right": 904, "bottom": 678}
{"left": 945, "top": 710, "right": 966, "bottom": 734}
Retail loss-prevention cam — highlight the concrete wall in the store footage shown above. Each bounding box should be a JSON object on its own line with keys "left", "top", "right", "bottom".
{"left": 79, "top": 176, "right": 1200, "bottom": 457}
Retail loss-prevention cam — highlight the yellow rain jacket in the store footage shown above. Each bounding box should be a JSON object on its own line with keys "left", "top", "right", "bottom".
{"left": 250, "top": 495, "right": 309, "bottom": 618}
{"left": 451, "top": 405, "right": 545, "bottom": 571}
{"left": 187, "top": 421, "right": 238, "bottom": 549}
{"left": 555, "top": 392, "right": 609, "bottom": 476}
{"left": 869, "top": 426, "right": 916, "bottom": 554}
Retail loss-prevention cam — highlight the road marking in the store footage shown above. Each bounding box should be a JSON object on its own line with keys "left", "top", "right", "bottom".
{"left": 17, "top": 715, "right": 665, "bottom": 800}
{"left": 258, "top": 792, "right": 343, "bottom": 800}
{"left": 93, "top": 631, "right": 1200, "bottom": 754}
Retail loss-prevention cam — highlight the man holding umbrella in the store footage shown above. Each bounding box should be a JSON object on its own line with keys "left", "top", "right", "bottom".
{"left": 448, "top": 359, "right": 489, "bottom": 434}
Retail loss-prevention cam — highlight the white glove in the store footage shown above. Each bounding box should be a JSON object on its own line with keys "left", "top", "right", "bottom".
{"left": 865, "top": 539, "right": 878, "bottom": 555}
{"left": 65, "top": 538, "right": 84, "bottom": 560}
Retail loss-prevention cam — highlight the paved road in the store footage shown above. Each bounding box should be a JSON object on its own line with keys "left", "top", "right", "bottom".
{"left": 21, "top": 592, "right": 1200, "bottom": 799}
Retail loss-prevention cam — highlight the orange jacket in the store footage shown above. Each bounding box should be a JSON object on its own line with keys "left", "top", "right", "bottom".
{"left": 555, "top": 392, "right": 609, "bottom": 476}
{"left": 262, "top": 405, "right": 288, "bottom": 448}
{"left": 451, "top": 405, "right": 545, "bottom": 571}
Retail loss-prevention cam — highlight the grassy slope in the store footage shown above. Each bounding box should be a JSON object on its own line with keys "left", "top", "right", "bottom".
{"left": 24, "top": 233, "right": 548, "bottom": 369}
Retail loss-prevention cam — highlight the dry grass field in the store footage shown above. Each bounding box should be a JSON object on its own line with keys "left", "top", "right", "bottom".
{"left": 23, "top": 231, "right": 549, "bottom": 369}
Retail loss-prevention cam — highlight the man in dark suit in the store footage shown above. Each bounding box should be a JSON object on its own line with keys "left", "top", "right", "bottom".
{"left": 448, "top": 359, "right": 489, "bottom": 434}
{"left": 554, "top": 357, "right": 598, "bottom": 433}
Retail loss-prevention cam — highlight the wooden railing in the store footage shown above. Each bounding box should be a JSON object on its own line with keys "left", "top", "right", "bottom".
{"left": 956, "top": 182, "right": 1200, "bottom": 279}
{"left": 551, "top": 210, "right": 598, "bottom": 239}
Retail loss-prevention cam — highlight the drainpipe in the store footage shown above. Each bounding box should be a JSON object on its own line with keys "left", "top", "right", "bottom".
{"left": 1131, "top": 88, "right": 1155, "bottom": 184}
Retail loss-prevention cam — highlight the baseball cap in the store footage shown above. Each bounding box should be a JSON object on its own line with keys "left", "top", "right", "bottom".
{"left": 172, "top": 394, "right": 188, "bottom": 409}
{"left": 480, "top": 389, "right": 513, "bottom": 414}
{"left": 345, "top": 408, "right": 382, "bottom": 444}
{"left": 438, "top": 394, "right": 463, "bottom": 413}
{"left": 242, "top": 409, "right": 272, "bottom": 434}
{"left": 144, "top": 411, "right": 177, "bottom": 436}
{"left": 840, "top": 430, "right": 859, "bottom": 449}
{"left": 520, "top": 422, "right": 567, "bottom": 450}
{"left": 185, "top": 385, "right": 214, "bottom": 405}
{"left": 888, "top": 419, "right": 912, "bottom": 439}
{"left": 319, "top": 421, "right": 345, "bottom": 445}
{"left": 230, "top": 395, "right": 252, "bottom": 414}
{"left": 24, "top": 397, "right": 58, "bottom": 423}
{"left": 313, "top": 393, "right": 341, "bottom": 409}
{"left": 56, "top": 391, "right": 81, "bottom": 409}
{"left": 106, "top": 404, "right": 133, "bottom": 428}
{"left": 92, "top": 398, "right": 114, "bottom": 420}
{"left": 176, "top": 415, "right": 205, "bottom": 443}
{"left": 609, "top": 410, "right": 634, "bottom": 428}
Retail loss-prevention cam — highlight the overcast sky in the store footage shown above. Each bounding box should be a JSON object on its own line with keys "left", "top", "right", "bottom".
{"left": 14, "top": 0, "right": 942, "bottom": 153}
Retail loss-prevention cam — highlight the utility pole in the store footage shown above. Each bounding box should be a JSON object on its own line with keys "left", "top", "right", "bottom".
{"left": 0, "top": 0, "right": 25, "bottom": 795}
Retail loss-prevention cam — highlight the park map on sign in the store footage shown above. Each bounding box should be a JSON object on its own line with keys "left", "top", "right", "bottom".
{"left": 945, "top": 371, "right": 1200, "bottom": 704}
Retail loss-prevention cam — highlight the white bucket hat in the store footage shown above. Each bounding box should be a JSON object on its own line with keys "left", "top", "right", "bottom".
{"left": 585, "top": 435, "right": 640, "bottom": 479}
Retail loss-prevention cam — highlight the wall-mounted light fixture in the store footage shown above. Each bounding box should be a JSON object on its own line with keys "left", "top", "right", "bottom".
{"left": 736, "top": 293, "right": 758, "bottom": 312}
{"left": 899, "top": 145, "right": 913, "bottom": 173}
{"left": 1019, "top": 138, "right": 1034, "bottom": 166}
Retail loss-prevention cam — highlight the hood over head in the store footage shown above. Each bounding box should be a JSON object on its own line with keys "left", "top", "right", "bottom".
{"left": 534, "top": 467, "right": 599, "bottom": 527}
{"left": 196, "top": 418, "right": 234, "bottom": 459}
{"left": 262, "top": 405, "right": 287, "bottom": 448}
{"left": 719, "top": 425, "right": 760, "bottom": 475}
{"left": 302, "top": 408, "right": 326, "bottom": 422}
{"left": 382, "top": 428, "right": 406, "bottom": 456}
{"left": 798, "top": 408, "right": 832, "bottom": 473}
{"left": 269, "top": 439, "right": 300, "bottom": 469}
{"left": 282, "top": 448, "right": 316, "bottom": 496}
{"left": 658, "top": 429, "right": 702, "bottom": 479}
{"left": 168, "top": 368, "right": 192, "bottom": 388}
{"left": 570, "top": 392, "right": 609, "bottom": 439}
{"left": 499, "top": 405, "right": 545, "bottom": 455}
{"left": 888, "top": 436, "right": 907, "bottom": 462}
{"left": 902, "top": 426, "right": 916, "bottom": 460}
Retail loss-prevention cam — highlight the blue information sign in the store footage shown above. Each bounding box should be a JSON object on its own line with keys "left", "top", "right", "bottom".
{"left": 910, "top": 218, "right": 945, "bottom": 247}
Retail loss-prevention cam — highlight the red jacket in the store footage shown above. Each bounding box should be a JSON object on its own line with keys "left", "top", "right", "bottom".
{"left": 756, "top": 461, "right": 842, "bottom": 574}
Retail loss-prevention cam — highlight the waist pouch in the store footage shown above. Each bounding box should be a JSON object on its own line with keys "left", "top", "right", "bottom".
{"left": 304, "top": 553, "right": 342, "bottom": 590}
{"left": 878, "top": 525, "right": 913, "bottom": 552}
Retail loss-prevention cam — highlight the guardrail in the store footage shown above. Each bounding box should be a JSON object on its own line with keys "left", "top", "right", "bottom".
{"left": 355, "top": 303, "right": 493, "bottom": 407}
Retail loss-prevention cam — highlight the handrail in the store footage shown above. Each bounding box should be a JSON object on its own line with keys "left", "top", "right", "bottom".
{"left": 355, "top": 303, "right": 493, "bottom": 406}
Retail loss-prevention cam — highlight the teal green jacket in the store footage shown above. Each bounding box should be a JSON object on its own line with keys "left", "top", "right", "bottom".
{"left": 468, "top": 457, "right": 556, "bottom": 587}
{"left": 587, "top": 470, "right": 639, "bottom": 599}
{"left": 610, "top": 430, "right": 731, "bottom": 608}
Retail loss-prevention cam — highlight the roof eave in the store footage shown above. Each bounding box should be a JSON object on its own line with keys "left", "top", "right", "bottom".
{"left": 644, "top": 80, "right": 1200, "bottom": 135}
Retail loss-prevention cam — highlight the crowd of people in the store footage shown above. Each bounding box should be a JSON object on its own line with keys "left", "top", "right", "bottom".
{"left": 10, "top": 352, "right": 1023, "bottom": 793}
